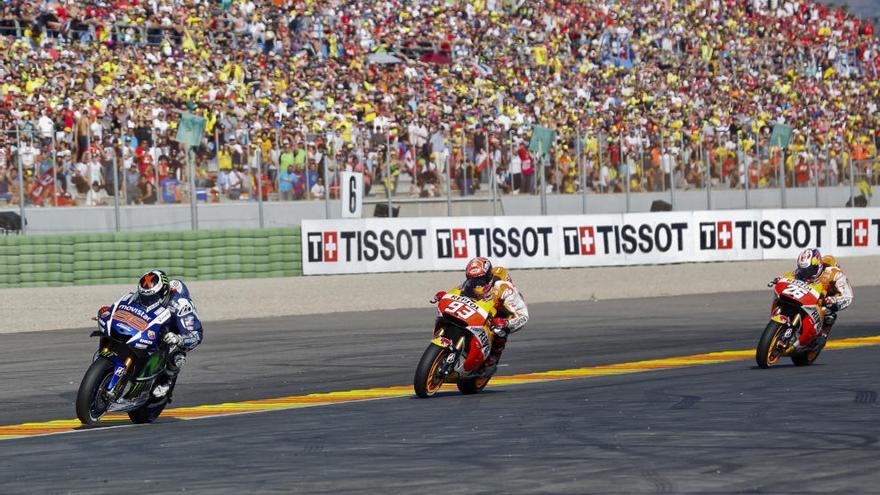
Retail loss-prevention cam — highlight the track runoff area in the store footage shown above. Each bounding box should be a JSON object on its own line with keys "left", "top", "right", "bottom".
{"left": 1, "top": 288, "right": 879, "bottom": 493}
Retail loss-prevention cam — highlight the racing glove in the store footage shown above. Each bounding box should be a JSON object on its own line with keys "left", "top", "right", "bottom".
{"left": 824, "top": 299, "right": 840, "bottom": 313}
{"left": 163, "top": 332, "right": 182, "bottom": 347}
{"left": 430, "top": 291, "right": 447, "bottom": 304}
{"left": 490, "top": 317, "right": 509, "bottom": 338}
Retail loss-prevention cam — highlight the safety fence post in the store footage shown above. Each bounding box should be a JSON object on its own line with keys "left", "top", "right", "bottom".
{"left": 15, "top": 126, "right": 26, "bottom": 234}
{"left": 112, "top": 147, "right": 121, "bottom": 232}
{"left": 622, "top": 131, "right": 630, "bottom": 213}
{"left": 580, "top": 131, "right": 587, "bottom": 214}
{"left": 849, "top": 150, "right": 855, "bottom": 208}
{"left": 385, "top": 135, "right": 393, "bottom": 218}
{"left": 446, "top": 146, "right": 452, "bottom": 216}
{"left": 702, "top": 131, "right": 711, "bottom": 210}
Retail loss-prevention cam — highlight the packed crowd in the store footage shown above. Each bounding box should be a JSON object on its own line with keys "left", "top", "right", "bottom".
{"left": 0, "top": 0, "right": 878, "bottom": 207}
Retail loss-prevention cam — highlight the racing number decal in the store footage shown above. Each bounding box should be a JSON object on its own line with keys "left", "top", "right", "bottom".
{"left": 781, "top": 285, "right": 809, "bottom": 299}
{"left": 444, "top": 300, "right": 477, "bottom": 321}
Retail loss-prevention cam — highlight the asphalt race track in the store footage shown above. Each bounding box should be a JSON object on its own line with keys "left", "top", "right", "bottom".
{"left": 1, "top": 288, "right": 879, "bottom": 494}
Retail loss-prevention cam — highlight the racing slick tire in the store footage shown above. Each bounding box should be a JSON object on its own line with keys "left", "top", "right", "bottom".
{"left": 76, "top": 357, "right": 115, "bottom": 425}
{"left": 129, "top": 378, "right": 176, "bottom": 424}
{"left": 414, "top": 345, "right": 448, "bottom": 398}
{"left": 791, "top": 345, "right": 824, "bottom": 367}
{"left": 756, "top": 321, "right": 786, "bottom": 369}
{"left": 457, "top": 376, "right": 491, "bottom": 395}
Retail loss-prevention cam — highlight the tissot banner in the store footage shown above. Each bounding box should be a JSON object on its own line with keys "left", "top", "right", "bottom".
{"left": 301, "top": 208, "right": 880, "bottom": 275}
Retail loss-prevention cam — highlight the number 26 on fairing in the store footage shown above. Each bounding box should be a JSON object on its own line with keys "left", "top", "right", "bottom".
{"left": 781, "top": 285, "right": 809, "bottom": 299}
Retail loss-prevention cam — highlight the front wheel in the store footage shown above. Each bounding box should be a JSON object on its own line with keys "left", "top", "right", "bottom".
{"left": 76, "top": 357, "right": 115, "bottom": 425}
{"left": 756, "top": 321, "right": 787, "bottom": 369}
{"left": 414, "top": 345, "right": 449, "bottom": 398}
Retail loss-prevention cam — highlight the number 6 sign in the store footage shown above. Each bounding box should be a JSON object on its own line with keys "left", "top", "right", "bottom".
{"left": 340, "top": 171, "right": 363, "bottom": 218}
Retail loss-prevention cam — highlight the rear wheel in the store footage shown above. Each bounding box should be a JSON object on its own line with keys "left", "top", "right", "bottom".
{"left": 756, "top": 321, "right": 787, "bottom": 369}
{"left": 414, "top": 345, "right": 449, "bottom": 398}
{"left": 791, "top": 342, "right": 825, "bottom": 366}
{"left": 128, "top": 377, "right": 175, "bottom": 424}
{"left": 457, "top": 375, "right": 491, "bottom": 395}
{"left": 76, "top": 357, "right": 115, "bottom": 425}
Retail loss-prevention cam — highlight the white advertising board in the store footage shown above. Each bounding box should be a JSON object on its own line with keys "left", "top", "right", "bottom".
{"left": 301, "top": 208, "right": 880, "bottom": 275}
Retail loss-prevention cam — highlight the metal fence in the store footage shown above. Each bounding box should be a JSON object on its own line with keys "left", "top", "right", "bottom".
{"left": 1, "top": 120, "right": 877, "bottom": 234}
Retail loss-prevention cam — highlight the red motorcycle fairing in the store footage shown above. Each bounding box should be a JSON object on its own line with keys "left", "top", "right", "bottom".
{"left": 463, "top": 337, "right": 485, "bottom": 373}
{"left": 772, "top": 277, "right": 825, "bottom": 346}
{"left": 799, "top": 311, "right": 820, "bottom": 346}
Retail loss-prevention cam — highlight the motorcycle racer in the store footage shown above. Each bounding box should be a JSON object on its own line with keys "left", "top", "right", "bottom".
{"left": 433, "top": 257, "right": 529, "bottom": 373}
{"left": 97, "top": 270, "right": 203, "bottom": 398}
{"left": 769, "top": 248, "right": 853, "bottom": 349}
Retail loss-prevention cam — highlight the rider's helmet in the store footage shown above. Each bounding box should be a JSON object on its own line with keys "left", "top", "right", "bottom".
{"left": 462, "top": 257, "right": 495, "bottom": 298}
{"left": 137, "top": 269, "right": 170, "bottom": 309}
{"left": 794, "top": 248, "right": 824, "bottom": 283}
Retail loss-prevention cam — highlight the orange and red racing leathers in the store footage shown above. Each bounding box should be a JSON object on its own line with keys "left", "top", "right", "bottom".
{"left": 456, "top": 266, "right": 529, "bottom": 371}
{"left": 484, "top": 266, "right": 529, "bottom": 334}
{"left": 776, "top": 255, "right": 853, "bottom": 345}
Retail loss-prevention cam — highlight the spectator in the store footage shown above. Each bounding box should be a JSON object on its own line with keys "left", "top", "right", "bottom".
{"left": 139, "top": 175, "right": 157, "bottom": 205}
{"left": 291, "top": 165, "right": 306, "bottom": 200}
{"left": 311, "top": 177, "right": 325, "bottom": 198}
{"left": 227, "top": 167, "right": 243, "bottom": 200}
{"left": 86, "top": 181, "right": 108, "bottom": 206}
{"left": 125, "top": 166, "right": 141, "bottom": 205}
{"left": 0, "top": 168, "right": 10, "bottom": 203}
{"left": 7, "top": 168, "right": 20, "bottom": 205}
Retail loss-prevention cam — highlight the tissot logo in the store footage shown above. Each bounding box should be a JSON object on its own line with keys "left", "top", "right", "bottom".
{"left": 452, "top": 229, "right": 468, "bottom": 258}
{"left": 699, "top": 221, "right": 733, "bottom": 250}
{"left": 563, "top": 222, "right": 687, "bottom": 255}
{"left": 436, "top": 229, "right": 468, "bottom": 258}
{"left": 323, "top": 231, "right": 338, "bottom": 262}
{"left": 836, "top": 219, "right": 880, "bottom": 247}
{"left": 699, "top": 219, "right": 826, "bottom": 250}
{"left": 437, "top": 227, "right": 553, "bottom": 259}
{"left": 306, "top": 231, "right": 339, "bottom": 262}
{"left": 307, "top": 230, "right": 428, "bottom": 262}
{"left": 562, "top": 226, "right": 596, "bottom": 255}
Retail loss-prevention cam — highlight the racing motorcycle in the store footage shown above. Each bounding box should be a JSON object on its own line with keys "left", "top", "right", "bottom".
{"left": 756, "top": 277, "right": 829, "bottom": 369}
{"left": 414, "top": 290, "right": 499, "bottom": 398}
{"left": 76, "top": 301, "right": 178, "bottom": 425}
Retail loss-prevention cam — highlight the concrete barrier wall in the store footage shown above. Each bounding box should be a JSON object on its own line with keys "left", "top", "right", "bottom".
{"left": 1, "top": 186, "right": 862, "bottom": 234}
{"left": 0, "top": 227, "right": 301, "bottom": 288}
{"left": 502, "top": 186, "right": 858, "bottom": 215}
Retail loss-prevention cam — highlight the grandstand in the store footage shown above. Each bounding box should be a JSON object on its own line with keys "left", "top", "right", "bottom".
{"left": 0, "top": 0, "right": 876, "bottom": 216}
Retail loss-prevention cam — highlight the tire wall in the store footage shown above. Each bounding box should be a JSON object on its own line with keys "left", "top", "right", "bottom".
{"left": 0, "top": 228, "right": 302, "bottom": 288}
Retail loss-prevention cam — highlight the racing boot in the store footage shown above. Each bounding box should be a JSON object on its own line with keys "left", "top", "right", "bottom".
{"left": 151, "top": 381, "right": 171, "bottom": 398}
{"left": 152, "top": 352, "right": 186, "bottom": 398}
{"left": 814, "top": 314, "right": 836, "bottom": 349}
{"left": 477, "top": 336, "right": 507, "bottom": 377}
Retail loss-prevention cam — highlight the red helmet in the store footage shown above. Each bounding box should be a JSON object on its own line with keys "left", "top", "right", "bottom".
{"left": 795, "top": 248, "right": 824, "bottom": 283}
{"left": 463, "top": 257, "right": 494, "bottom": 298}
